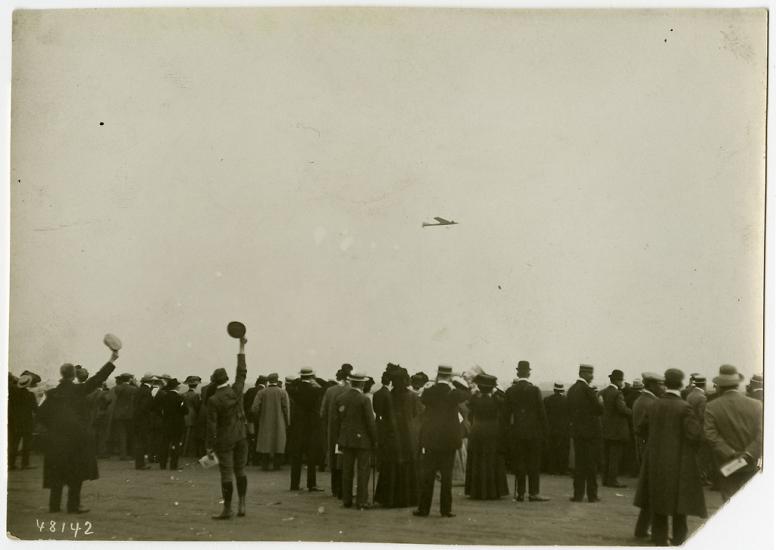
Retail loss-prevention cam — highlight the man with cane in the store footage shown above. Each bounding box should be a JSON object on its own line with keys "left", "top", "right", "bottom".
{"left": 206, "top": 322, "right": 249, "bottom": 519}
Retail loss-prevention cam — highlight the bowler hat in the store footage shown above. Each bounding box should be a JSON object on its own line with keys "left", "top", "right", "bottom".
{"left": 211, "top": 368, "right": 229, "bottom": 385}
{"left": 713, "top": 364, "right": 742, "bottom": 387}
{"left": 664, "top": 368, "right": 685, "bottom": 388}
{"left": 517, "top": 360, "right": 531, "bottom": 374}
{"left": 227, "top": 321, "right": 246, "bottom": 339}
{"left": 750, "top": 373, "right": 764, "bottom": 388}
{"left": 16, "top": 374, "right": 33, "bottom": 389}
{"left": 693, "top": 375, "right": 707, "bottom": 386}
{"left": 609, "top": 369, "right": 624, "bottom": 381}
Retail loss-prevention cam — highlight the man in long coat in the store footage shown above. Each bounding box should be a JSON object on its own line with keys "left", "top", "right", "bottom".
{"left": 9, "top": 371, "right": 39, "bottom": 470}
{"left": 634, "top": 369, "right": 706, "bottom": 546}
{"left": 286, "top": 369, "right": 325, "bottom": 491}
{"left": 112, "top": 373, "right": 137, "bottom": 460}
{"left": 686, "top": 375, "right": 712, "bottom": 485}
{"left": 132, "top": 374, "right": 156, "bottom": 470}
{"left": 333, "top": 371, "right": 378, "bottom": 510}
{"left": 320, "top": 364, "right": 352, "bottom": 497}
{"left": 631, "top": 372, "right": 664, "bottom": 539}
{"left": 181, "top": 376, "right": 202, "bottom": 457}
{"left": 37, "top": 350, "right": 119, "bottom": 513}
{"left": 503, "top": 360, "right": 550, "bottom": 501}
{"left": 243, "top": 375, "right": 266, "bottom": 465}
{"left": 159, "top": 378, "right": 186, "bottom": 470}
{"left": 567, "top": 364, "right": 604, "bottom": 503}
{"left": 206, "top": 336, "right": 249, "bottom": 519}
{"left": 704, "top": 364, "right": 763, "bottom": 502}
{"left": 600, "top": 369, "right": 631, "bottom": 488}
{"left": 543, "top": 382, "right": 569, "bottom": 475}
{"left": 413, "top": 365, "right": 471, "bottom": 518}
{"left": 251, "top": 373, "right": 289, "bottom": 471}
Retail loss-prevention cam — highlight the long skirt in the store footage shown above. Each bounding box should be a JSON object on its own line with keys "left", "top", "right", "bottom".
{"left": 374, "top": 461, "right": 418, "bottom": 508}
{"left": 465, "top": 449, "right": 509, "bottom": 500}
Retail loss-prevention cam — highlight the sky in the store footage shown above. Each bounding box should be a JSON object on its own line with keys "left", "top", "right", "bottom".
{"left": 8, "top": 8, "right": 767, "bottom": 389}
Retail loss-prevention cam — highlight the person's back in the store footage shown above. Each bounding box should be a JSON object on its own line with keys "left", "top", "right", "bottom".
{"left": 113, "top": 382, "right": 137, "bottom": 420}
{"left": 420, "top": 382, "right": 468, "bottom": 452}
{"left": 504, "top": 380, "right": 547, "bottom": 440}
{"left": 567, "top": 380, "right": 602, "bottom": 439}
{"left": 544, "top": 393, "right": 569, "bottom": 435}
{"left": 335, "top": 387, "right": 376, "bottom": 449}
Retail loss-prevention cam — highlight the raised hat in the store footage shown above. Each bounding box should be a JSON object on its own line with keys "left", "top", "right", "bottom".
{"left": 664, "top": 368, "right": 685, "bottom": 387}
{"left": 226, "top": 321, "right": 246, "bottom": 339}
{"left": 103, "top": 333, "right": 122, "bottom": 352}
{"left": 20, "top": 370, "right": 41, "bottom": 387}
{"left": 348, "top": 371, "right": 367, "bottom": 383}
{"left": 299, "top": 368, "right": 316, "bottom": 379}
{"left": 517, "top": 360, "right": 531, "bottom": 373}
{"left": 713, "top": 364, "right": 742, "bottom": 387}
{"left": 16, "top": 374, "right": 33, "bottom": 389}
{"left": 609, "top": 369, "right": 624, "bottom": 381}
{"left": 437, "top": 365, "right": 454, "bottom": 377}
{"left": 553, "top": 382, "right": 565, "bottom": 391}
{"left": 631, "top": 379, "right": 644, "bottom": 390}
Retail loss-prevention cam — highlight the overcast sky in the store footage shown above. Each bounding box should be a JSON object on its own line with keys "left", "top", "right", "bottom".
{"left": 9, "top": 8, "right": 766, "bottom": 388}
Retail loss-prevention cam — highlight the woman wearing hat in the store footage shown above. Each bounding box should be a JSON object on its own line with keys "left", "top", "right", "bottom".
{"left": 465, "top": 374, "right": 509, "bottom": 500}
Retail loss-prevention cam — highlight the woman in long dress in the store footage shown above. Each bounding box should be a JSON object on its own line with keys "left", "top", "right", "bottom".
{"left": 465, "top": 373, "right": 509, "bottom": 499}
{"left": 374, "top": 368, "right": 423, "bottom": 508}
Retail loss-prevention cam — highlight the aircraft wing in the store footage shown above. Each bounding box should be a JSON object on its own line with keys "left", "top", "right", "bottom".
{"left": 434, "top": 217, "right": 451, "bottom": 224}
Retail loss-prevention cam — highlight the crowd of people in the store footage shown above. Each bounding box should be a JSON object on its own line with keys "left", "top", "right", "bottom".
{"left": 8, "top": 339, "right": 765, "bottom": 546}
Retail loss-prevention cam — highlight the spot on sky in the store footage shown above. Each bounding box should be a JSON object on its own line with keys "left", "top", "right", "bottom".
{"left": 340, "top": 236, "right": 355, "bottom": 251}
{"left": 215, "top": 271, "right": 222, "bottom": 278}
{"left": 186, "top": 342, "right": 192, "bottom": 349}
{"left": 313, "top": 226, "right": 327, "bottom": 245}
{"left": 392, "top": 244, "right": 400, "bottom": 250}
{"left": 370, "top": 242, "right": 377, "bottom": 249}
{"left": 308, "top": 349, "right": 317, "bottom": 356}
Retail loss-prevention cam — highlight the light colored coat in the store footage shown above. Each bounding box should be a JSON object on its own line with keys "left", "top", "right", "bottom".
{"left": 252, "top": 385, "right": 289, "bottom": 454}
{"left": 704, "top": 389, "right": 763, "bottom": 466}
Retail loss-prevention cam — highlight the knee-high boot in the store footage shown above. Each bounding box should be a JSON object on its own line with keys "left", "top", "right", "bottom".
{"left": 212, "top": 481, "right": 234, "bottom": 520}
{"left": 236, "top": 476, "right": 247, "bottom": 517}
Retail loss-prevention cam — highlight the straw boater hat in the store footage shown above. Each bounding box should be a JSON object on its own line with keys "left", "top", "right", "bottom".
{"left": 437, "top": 365, "right": 454, "bottom": 378}
{"left": 713, "top": 365, "right": 743, "bottom": 387}
{"left": 285, "top": 375, "right": 298, "bottom": 384}
{"left": 631, "top": 379, "right": 644, "bottom": 390}
{"left": 553, "top": 382, "right": 565, "bottom": 392}
{"left": 692, "top": 375, "right": 707, "bottom": 387}
{"left": 348, "top": 371, "right": 367, "bottom": 383}
{"left": 18, "top": 370, "right": 41, "bottom": 388}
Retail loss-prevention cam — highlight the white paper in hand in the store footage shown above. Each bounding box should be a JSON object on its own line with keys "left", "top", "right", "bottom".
{"left": 199, "top": 453, "right": 219, "bottom": 469}
{"left": 719, "top": 456, "right": 748, "bottom": 477}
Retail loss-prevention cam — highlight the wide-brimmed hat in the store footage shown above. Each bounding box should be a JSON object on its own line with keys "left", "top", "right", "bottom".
{"left": 348, "top": 371, "right": 367, "bottom": 383}
{"left": 16, "top": 374, "right": 33, "bottom": 389}
{"left": 437, "top": 365, "right": 454, "bottom": 377}
{"left": 579, "top": 364, "right": 594, "bottom": 375}
{"left": 609, "top": 369, "right": 624, "bottom": 382}
{"left": 226, "top": 321, "right": 246, "bottom": 339}
{"left": 713, "top": 364, "right": 743, "bottom": 387}
{"left": 474, "top": 373, "right": 497, "bottom": 388}
{"left": 184, "top": 375, "right": 201, "bottom": 385}
{"left": 749, "top": 373, "right": 764, "bottom": 388}
{"left": 516, "top": 360, "right": 531, "bottom": 374}
{"left": 553, "top": 382, "right": 565, "bottom": 392}
{"left": 631, "top": 379, "right": 644, "bottom": 390}
{"left": 299, "top": 368, "right": 316, "bottom": 379}
{"left": 19, "top": 370, "right": 41, "bottom": 388}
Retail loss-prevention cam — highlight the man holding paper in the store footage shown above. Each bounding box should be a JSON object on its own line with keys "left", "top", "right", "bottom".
{"left": 704, "top": 364, "right": 763, "bottom": 502}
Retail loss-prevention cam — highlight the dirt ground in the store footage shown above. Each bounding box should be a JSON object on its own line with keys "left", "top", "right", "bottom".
{"left": 7, "top": 455, "right": 722, "bottom": 544}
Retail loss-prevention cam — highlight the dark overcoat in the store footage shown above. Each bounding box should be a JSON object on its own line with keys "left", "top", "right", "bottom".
{"left": 503, "top": 380, "right": 548, "bottom": 440}
{"left": 37, "top": 362, "right": 115, "bottom": 488}
{"left": 286, "top": 380, "right": 325, "bottom": 463}
{"left": 634, "top": 394, "right": 707, "bottom": 518}
{"left": 419, "top": 383, "right": 470, "bottom": 452}
{"left": 567, "top": 380, "right": 603, "bottom": 440}
{"left": 600, "top": 385, "right": 631, "bottom": 442}
{"left": 543, "top": 393, "right": 569, "bottom": 436}
{"left": 383, "top": 387, "right": 424, "bottom": 462}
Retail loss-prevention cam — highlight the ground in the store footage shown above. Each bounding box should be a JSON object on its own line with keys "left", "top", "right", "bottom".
{"left": 7, "top": 456, "right": 722, "bottom": 544}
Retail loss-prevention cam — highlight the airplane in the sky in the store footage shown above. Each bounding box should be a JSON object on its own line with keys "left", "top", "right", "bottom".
{"left": 422, "top": 217, "right": 459, "bottom": 228}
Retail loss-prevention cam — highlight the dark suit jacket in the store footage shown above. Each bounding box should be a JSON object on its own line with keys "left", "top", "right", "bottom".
{"left": 286, "top": 380, "right": 324, "bottom": 462}
{"left": 419, "top": 382, "right": 470, "bottom": 452}
{"left": 206, "top": 354, "right": 248, "bottom": 451}
{"left": 113, "top": 382, "right": 137, "bottom": 420}
{"left": 503, "top": 380, "right": 548, "bottom": 440}
{"left": 567, "top": 379, "right": 603, "bottom": 439}
{"left": 543, "top": 393, "right": 569, "bottom": 436}
{"left": 9, "top": 386, "right": 38, "bottom": 433}
{"left": 600, "top": 385, "right": 631, "bottom": 441}
{"left": 334, "top": 388, "right": 377, "bottom": 450}
{"left": 633, "top": 391, "right": 659, "bottom": 443}
{"left": 132, "top": 384, "right": 154, "bottom": 432}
